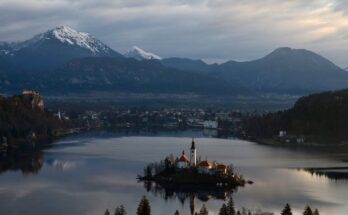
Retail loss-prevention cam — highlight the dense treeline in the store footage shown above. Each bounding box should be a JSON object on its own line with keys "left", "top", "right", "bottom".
{"left": 242, "top": 88, "right": 348, "bottom": 143}
{"left": 0, "top": 94, "right": 71, "bottom": 145}
{"left": 104, "top": 196, "right": 320, "bottom": 215}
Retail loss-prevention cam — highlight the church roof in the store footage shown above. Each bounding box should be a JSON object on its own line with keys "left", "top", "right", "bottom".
{"left": 217, "top": 164, "right": 227, "bottom": 170}
{"left": 178, "top": 154, "right": 189, "bottom": 162}
{"left": 198, "top": 160, "right": 211, "bottom": 167}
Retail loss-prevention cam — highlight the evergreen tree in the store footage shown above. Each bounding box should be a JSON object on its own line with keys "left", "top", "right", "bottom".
{"left": 313, "top": 209, "right": 319, "bottom": 215}
{"left": 241, "top": 208, "right": 247, "bottom": 215}
{"left": 174, "top": 210, "right": 180, "bottom": 215}
{"left": 137, "top": 196, "right": 151, "bottom": 215}
{"left": 219, "top": 203, "right": 228, "bottom": 215}
{"left": 303, "top": 206, "right": 313, "bottom": 215}
{"left": 144, "top": 165, "right": 152, "bottom": 178}
{"left": 105, "top": 209, "right": 111, "bottom": 215}
{"left": 227, "top": 198, "right": 236, "bottom": 215}
{"left": 115, "top": 205, "right": 127, "bottom": 215}
{"left": 281, "top": 203, "right": 293, "bottom": 215}
{"left": 199, "top": 204, "right": 209, "bottom": 215}
{"left": 236, "top": 211, "right": 241, "bottom": 215}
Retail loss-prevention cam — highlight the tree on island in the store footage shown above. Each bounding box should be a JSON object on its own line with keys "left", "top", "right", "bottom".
{"left": 115, "top": 205, "right": 127, "bottom": 215}
{"left": 281, "top": 203, "right": 292, "bottom": 215}
{"left": 199, "top": 204, "right": 209, "bottom": 215}
{"left": 165, "top": 157, "right": 175, "bottom": 172}
{"left": 303, "top": 206, "right": 313, "bottom": 215}
{"left": 144, "top": 164, "right": 153, "bottom": 178}
{"left": 137, "top": 196, "right": 151, "bottom": 215}
{"left": 174, "top": 210, "right": 180, "bottom": 215}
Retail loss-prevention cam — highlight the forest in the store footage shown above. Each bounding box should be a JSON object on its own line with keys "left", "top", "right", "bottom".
{"left": 242, "top": 88, "right": 348, "bottom": 144}
{"left": 0, "top": 94, "right": 74, "bottom": 146}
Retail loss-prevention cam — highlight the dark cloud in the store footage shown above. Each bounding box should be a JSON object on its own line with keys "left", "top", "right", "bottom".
{"left": 0, "top": 0, "right": 348, "bottom": 66}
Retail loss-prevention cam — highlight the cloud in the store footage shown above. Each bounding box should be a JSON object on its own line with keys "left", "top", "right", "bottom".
{"left": 0, "top": 0, "right": 348, "bottom": 66}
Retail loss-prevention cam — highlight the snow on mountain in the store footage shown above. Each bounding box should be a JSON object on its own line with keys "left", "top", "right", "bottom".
{"left": 0, "top": 26, "right": 122, "bottom": 70}
{"left": 0, "top": 42, "right": 14, "bottom": 56}
{"left": 124, "top": 46, "right": 162, "bottom": 60}
{"left": 12, "top": 25, "right": 116, "bottom": 55}
{"left": 49, "top": 25, "right": 112, "bottom": 54}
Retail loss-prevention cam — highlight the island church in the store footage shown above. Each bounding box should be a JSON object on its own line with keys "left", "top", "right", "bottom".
{"left": 176, "top": 139, "right": 227, "bottom": 175}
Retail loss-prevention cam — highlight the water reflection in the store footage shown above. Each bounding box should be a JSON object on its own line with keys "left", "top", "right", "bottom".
{"left": 141, "top": 180, "right": 235, "bottom": 215}
{"left": 0, "top": 131, "right": 348, "bottom": 215}
{"left": 300, "top": 167, "right": 348, "bottom": 180}
{"left": 0, "top": 148, "right": 43, "bottom": 175}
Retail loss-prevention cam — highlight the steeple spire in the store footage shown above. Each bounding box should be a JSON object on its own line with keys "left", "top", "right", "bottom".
{"left": 190, "top": 138, "right": 197, "bottom": 167}
{"left": 191, "top": 137, "right": 195, "bottom": 150}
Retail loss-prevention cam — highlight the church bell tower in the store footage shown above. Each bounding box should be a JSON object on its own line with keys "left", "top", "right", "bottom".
{"left": 190, "top": 138, "right": 196, "bottom": 167}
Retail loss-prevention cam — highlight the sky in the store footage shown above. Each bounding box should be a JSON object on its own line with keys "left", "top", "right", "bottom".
{"left": 0, "top": 0, "right": 348, "bottom": 66}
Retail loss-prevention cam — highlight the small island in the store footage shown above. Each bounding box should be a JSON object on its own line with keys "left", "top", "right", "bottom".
{"left": 138, "top": 139, "right": 248, "bottom": 188}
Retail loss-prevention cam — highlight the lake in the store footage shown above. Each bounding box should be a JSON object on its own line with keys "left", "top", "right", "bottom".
{"left": 0, "top": 130, "right": 348, "bottom": 215}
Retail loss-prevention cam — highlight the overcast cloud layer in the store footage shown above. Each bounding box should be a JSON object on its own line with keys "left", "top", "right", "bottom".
{"left": 1, "top": 0, "right": 348, "bottom": 66}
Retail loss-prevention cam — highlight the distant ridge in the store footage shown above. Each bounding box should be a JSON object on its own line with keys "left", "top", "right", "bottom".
{"left": 162, "top": 47, "right": 348, "bottom": 94}
{"left": 1, "top": 26, "right": 348, "bottom": 97}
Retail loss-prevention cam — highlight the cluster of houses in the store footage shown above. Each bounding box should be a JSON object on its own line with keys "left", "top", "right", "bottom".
{"left": 278, "top": 130, "right": 305, "bottom": 144}
{"left": 175, "top": 139, "right": 227, "bottom": 175}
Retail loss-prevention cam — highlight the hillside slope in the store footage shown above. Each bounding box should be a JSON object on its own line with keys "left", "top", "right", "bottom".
{"left": 242, "top": 88, "right": 348, "bottom": 144}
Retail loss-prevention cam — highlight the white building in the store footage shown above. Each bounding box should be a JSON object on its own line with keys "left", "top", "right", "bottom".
{"left": 176, "top": 151, "right": 190, "bottom": 169}
{"left": 203, "top": 121, "right": 218, "bottom": 129}
{"left": 279, "top": 130, "right": 287, "bottom": 138}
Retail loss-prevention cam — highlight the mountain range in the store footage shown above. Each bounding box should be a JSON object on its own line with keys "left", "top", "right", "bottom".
{"left": 1, "top": 25, "right": 348, "bottom": 97}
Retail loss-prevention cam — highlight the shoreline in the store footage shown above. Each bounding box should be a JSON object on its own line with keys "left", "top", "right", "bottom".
{"left": 242, "top": 136, "right": 348, "bottom": 147}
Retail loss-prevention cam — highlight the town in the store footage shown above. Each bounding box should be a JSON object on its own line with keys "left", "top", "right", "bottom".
{"left": 50, "top": 104, "right": 247, "bottom": 136}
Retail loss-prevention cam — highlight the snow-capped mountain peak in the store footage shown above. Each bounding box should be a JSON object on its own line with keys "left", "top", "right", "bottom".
{"left": 12, "top": 25, "right": 116, "bottom": 55}
{"left": 124, "top": 46, "right": 162, "bottom": 60}
{"left": 46, "top": 25, "right": 112, "bottom": 54}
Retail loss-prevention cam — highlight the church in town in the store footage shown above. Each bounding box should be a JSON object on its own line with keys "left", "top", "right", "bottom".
{"left": 176, "top": 139, "right": 227, "bottom": 175}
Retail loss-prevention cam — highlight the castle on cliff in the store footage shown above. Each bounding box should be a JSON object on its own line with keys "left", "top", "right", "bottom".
{"left": 22, "top": 90, "right": 45, "bottom": 111}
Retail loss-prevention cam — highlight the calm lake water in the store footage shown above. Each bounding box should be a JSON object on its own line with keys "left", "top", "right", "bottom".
{"left": 1, "top": 130, "right": 348, "bottom": 215}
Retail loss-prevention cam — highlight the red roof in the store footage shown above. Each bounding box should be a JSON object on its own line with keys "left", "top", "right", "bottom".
{"left": 179, "top": 154, "right": 189, "bottom": 162}
{"left": 217, "top": 164, "right": 227, "bottom": 170}
{"left": 199, "top": 160, "right": 211, "bottom": 167}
